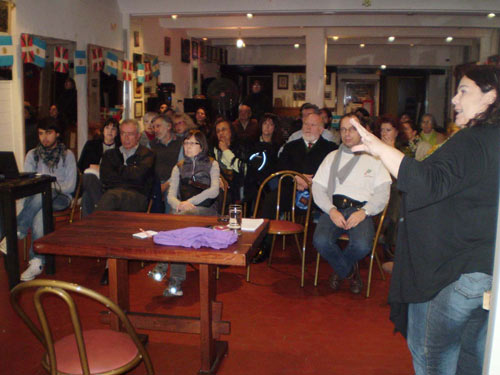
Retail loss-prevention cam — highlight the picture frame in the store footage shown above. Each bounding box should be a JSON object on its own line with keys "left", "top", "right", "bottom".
{"left": 293, "top": 74, "right": 306, "bottom": 91}
{"left": 192, "top": 40, "right": 199, "bottom": 60}
{"left": 133, "top": 79, "right": 142, "bottom": 99}
{"left": 324, "top": 91, "right": 332, "bottom": 99}
{"left": 325, "top": 73, "right": 331, "bottom": 85}
{"left": 192, "top": 67, "right": 198, "bottom": 83}
{"left": 293, "top": 92, "right": 305, "bottom": 101}
{"left": 164, "top": 36, "right": 171, "bottom": 56}
{"left": 134, "top": 101, "right": 143, "bottom": 118}
{"left": 181, "top": 38, "right": 191, "bottom": 63}
{"left": 133, "top": 31, "right": 140, "bottom": 48}
{"left": 277, "top": 75, "right": 288, "bottom": 90}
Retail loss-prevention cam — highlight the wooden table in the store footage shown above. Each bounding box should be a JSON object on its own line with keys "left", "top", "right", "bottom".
{"left": 34, "top": 211, "right": 268, "bottom": 374}
{"left": 0, "top": 175, "right": 56, "bottom": 289}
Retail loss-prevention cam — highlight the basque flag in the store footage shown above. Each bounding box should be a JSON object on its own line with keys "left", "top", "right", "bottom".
{"left": 91, "top": 47, "right": 103, "bottom": 72}
{"left": 144, "top": 62, "right": 151, "bottom": 82}
{"left": 104, "top": 51, "right": 118, "bottom": 76}
{"left": 0, "top": 35, "right": 13, "bottom": 67}
{"left": 21, "top": 33, "right": 34, "bottom": 64}
{"left": 152, "top": 57, "right": 160, "bottom": 77}
{"left": 32, "top": 37, "right": 46, "bottom": 68}
{"left": 74, "top": 50, "right": 86, "bottom": 74}
{"left": 54, "top": 46, "right": 69, "bottom": 73}
{"left": 136, "top": 63, "right": 145, "bottom": 83}
{"left": 121, "top": 60, "right": 133, "bottom": 81}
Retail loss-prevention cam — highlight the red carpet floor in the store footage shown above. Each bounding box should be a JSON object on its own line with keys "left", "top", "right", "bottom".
{"left": 0, "top": 239, "right": 412, "bottom": 375}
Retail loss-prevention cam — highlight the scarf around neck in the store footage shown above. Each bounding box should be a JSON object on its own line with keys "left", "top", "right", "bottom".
{"left": 34, "top": 142, "right": 66, "bottom": 172}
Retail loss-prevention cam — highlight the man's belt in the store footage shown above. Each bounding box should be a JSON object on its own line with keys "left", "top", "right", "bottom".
{"left": 332, "top": 194, "right": 366, "bottom": 209}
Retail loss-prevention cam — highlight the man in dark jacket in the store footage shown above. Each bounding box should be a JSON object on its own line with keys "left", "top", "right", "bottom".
{"left": 96, "top": 119, "right": 155, "bottom": 212}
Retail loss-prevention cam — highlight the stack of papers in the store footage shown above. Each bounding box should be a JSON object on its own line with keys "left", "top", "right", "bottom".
{"left": 241, "top": 218, "right": 264, "bottom": 232}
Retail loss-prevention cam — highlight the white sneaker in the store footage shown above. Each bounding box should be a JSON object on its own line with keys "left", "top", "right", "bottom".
{"left": 21, "top": 258, "right": 43, "bottom": 281}
{"left": 0, "top": 237, "right": 6, "bottom": 255}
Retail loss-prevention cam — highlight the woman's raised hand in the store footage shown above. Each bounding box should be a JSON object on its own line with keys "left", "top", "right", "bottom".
{"left": 350, "top": 117, "right": 386, "bottom": 157}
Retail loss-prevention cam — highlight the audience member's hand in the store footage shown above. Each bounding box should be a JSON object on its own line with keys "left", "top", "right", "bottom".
{"left": 295, "top": 175, "right": 308, "bottom": 191}
{"left": 177, "top": 201, "right": 195, "bottom": 212}
{"left": 345, "top": 209, "right": 366, "bottom": 229}
{"left": 89, "top": 164, "right": 100, "bottom": 171}
{"left": 329, "top": 208, "right": 347, "bottom": 229}
{"left": 219, "top": 140, "right": 229, "bottom": 151}
{"left": 161, "top": 181, "right": 170, "bottom": 193}
{"left": 349, "top": 117, "right": 386, "bottom": 157}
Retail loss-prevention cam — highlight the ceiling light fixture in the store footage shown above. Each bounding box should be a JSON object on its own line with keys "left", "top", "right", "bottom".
{"left": 445, "top": 36, "right": 453, "bottom": 43}
{"left": 410, "top": 43, "right": 414, "bottom": 47}
{"left": 388, "top": 36, "right": 395, "bottom": 42}
{"left": 360, "top": 43, "right": 365, "bottom": 48}
{"left": 236, "top": 38, "right": 245, "bottom": 48}
{"left": 246, "top": 13, "right": 253, "bottom": 19}
{"left": 380, "top": 64, "right": 387, "bottom": 70}
{"left": 202, "top": 37, "right": 208, "bottom": 41}
{"left": 294, "top": 43, "right": 300, "bottom": 48}
{"left": 171, "top": 14, "right": 178, "bottom": 20}
{"left": 332, "top": 36, "right": 339, "bottom": 41}
{"left": 487, "top": 13, "right": 496, "bottom": 18}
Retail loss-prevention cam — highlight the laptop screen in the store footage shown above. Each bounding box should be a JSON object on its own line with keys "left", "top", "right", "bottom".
{"left": 0, "top": 151, "right": 21, "bottom": 178}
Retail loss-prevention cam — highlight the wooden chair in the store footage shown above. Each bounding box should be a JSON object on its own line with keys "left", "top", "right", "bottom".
{"left": 247, "top": 170, "right": 313, "bottom": 287}
{"left": 10, "top": 279, "right": 154, "bottom": 375}
{"left": 313, "top": 203, "right": 389, "bottom": 298}
{"left": 216, "top": 176, "right": 229, "bottom": 280}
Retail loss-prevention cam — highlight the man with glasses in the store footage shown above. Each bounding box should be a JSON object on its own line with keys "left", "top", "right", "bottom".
{"left": 312, "top": 113, "right": 391, "bottom": 294}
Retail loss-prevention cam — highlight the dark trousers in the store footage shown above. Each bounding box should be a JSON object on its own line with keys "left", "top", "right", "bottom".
{"left": 96, "top": 188, "right": 148, "bottom": 212}
{"left": 81, "top": 174, "right": 103, "bottom": 217}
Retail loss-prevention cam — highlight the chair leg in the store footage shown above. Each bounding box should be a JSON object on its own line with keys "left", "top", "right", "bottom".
{"left": 216, "top": 266, "right": 220, "bottom": 280}
{"left": 293, "top": 233, "right": 302, "bottom": 258}
{"left": 246, "top": 264, "right": 250, "bottom": 282}
{"left": 300, "top": 245, "right": 306, "bottom": 288}
{"left": 314, "top": 252, "right": 321, "bottom": 287}
{"left": 374, "top": 251, "right": 386, "bottom": 280}
{"left": 268, "top": 234, "right": 277, "bottom": 266}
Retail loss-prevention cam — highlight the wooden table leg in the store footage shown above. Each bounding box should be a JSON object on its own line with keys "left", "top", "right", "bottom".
{"left": 2, "top": 194, "right": 20, "bottom": 289}
{"left": 108, "top": 258, "right": 129, "bottom": 331}
{"left": 199, "top": 264, "right": 227, "bottom": 374}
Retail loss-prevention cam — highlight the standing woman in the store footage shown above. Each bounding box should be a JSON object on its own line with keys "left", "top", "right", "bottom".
{"left": 350, "top": 65, "right": 500, "bottom": 375}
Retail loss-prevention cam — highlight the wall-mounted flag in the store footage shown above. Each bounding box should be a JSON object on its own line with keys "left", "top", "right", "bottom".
{"left": 32, "top": 36, "right": 46, "bottom": 68}
{"left": 54, "top": 46, "right": 69, "bottom": 73}
{"left": 21, "top": 33, "right": 34, "bottom": 64}
{"left": 122, "top": 60, "right": 133, "bottom": 81}
{"left": 136, "top": 63, "right": 145, "bottom": 83}
{"left": 74, "top": 50, "right": 86, "bottom": 75}
{"left": 152, "top": 57, "right": 160, "bottom": 77}
{"left": 91, "top": 47, "right": 103, "bottom": 72}
{"left": 144, "top": 62, "right": 151, "bottom": 82}
{"left": 104, "top": 51, "right": 118, "bottom": 76}
{"left": 0, "top": 35, "right": 13, "bottom": 67}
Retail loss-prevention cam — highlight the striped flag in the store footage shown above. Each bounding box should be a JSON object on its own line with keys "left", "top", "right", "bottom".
{"left": 21, "top": 33, "right": 34, "bottom": 64}
{"left": 54, "top": 46, "right": 69, "bottom": 73}
{"left": 0, "top": 35, "right": 13, "bottom": 67}
{"left": 74, "top": 50, "right": 86, "bottom": 75}
{"left": 136, "top": 63, "right": 145, "bottom": 83}
{"left": 91, "top": 47, "right": 103, "bottom": 72}
{"left": 144, "top": 62, "right": 151, "bottom": 82}
{"left": 152, "top": 57, "right": 160, "bottom": 77}
{"left": 122, "top": 60, "right": 132, "bottom": 81}
{"left": 32, "top": 37, "right": 46, "bottom": 68}
{"left": 104, "top": 51, "right": 118, "bottom": 76}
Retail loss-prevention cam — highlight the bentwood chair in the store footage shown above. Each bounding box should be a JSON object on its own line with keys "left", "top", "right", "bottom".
{"left": 10, "top": 279, "right": 154, "bottom": 375}
{"left": 314, "top": 203, "right": 389, "bottom": 298}
{"left": 248, "top": 170, "right": 313, "bottom": 287}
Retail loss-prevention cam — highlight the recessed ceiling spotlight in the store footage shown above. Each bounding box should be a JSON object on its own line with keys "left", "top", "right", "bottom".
{"left": 171, "top": 14, "right": 178, "bottom": 20}
{"left": 388, "top": 36, "right": 395, "bottom": 42}
{"left": 246, "top": 13, "right": 253, "bottom": 19}
{"left": 294, "top": 43, "right": 300, "bottom": 49}
{"left": 360, "top": 43, "right": 365, "bottom": 48}
{"left": 380, "top": 65, "right": 387, "bottom": 70}
{"left": 236, "top": 38, "right": 245, "bottom": 48}
{"left": 487, "top": 13, "right": 496, "bottom": 18}
{"left": 332, "top": 36, "right": 339, "bottom": 41}
{"left": 202, "top": 37, "right": 208, "bottom": 41}
{"left": 410, "top": 43, "right": 414, "bottom": 47}
{"left": 445, "top": 36, "right": 453, "bottom": 43}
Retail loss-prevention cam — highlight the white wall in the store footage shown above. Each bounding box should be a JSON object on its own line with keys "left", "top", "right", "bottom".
{"left": 8, "top": 0, "right": 124, "bottom": 164}
{"left": 427, "top": 74, "right": 447, "bottom": 128}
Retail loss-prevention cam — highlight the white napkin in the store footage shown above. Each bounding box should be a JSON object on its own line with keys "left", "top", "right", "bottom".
{"left": 241, "top": 218, "right": 264, "bottom": 232}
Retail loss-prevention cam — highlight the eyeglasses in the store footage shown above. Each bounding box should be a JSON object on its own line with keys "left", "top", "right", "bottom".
{"left": 183, "top": 141, "right": 200, "bottom": 146}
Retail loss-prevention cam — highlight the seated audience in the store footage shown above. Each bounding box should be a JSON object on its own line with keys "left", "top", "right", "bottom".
{"left": 0, "top": 118, "right": 76, "bottom": 281}
{"left": 173, "top": 112, "right": 196, "bottom": 140}
{"left": 320, "top": 107, "right": 340, "bottom": 145}
{"left": 419, "top": 113, "right": 446, "bottom": 146}
{"left": 139, "top": 112, "right": 157, "bottom": 147}
{"left": 158, "top": 102, "right": 169, "bottom": 115}
{"left": 150, "top": 130, "right": 220, "bottom": 297}
{"left": 211, "top": 119, "right": 247, "bottom": 205}
{"left": 312, "top": 113, "right": 391, "bottom": 294}
{"left": 194, "top": 107, "right": 212, "bottom": 139}
{"left": 149, "top": 115, "right": 183, "bottom": 213}
{"left": 79, "top": 118, "right": 120, "bottom": 217}
{"left": 400, "top": 120, "right": 432, "bottom": 161}
{"left": 286, "top": 103, "right": 335, "bottom": 145}
{"left": 232, "top": 104, "right": 260, "bottom": 143}
{"left": 253, "top": 110, "right": 337, "bottom": 263}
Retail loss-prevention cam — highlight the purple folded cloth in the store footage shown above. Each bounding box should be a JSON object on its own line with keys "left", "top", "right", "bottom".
{"left": 153, "top": 227, "right": 238, "bottom": 249}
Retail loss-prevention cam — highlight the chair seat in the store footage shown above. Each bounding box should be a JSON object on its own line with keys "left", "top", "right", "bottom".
{"left": 269, "top": 219, "right": 304, "bottom": 235}
{"left": 50, "top": 329, "right": 140, "bottom": 374}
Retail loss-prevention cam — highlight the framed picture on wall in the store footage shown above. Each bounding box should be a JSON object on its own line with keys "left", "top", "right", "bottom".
{"left": 192, "top": 40, "right": 199, "bottom": 60}
{"left": 133, "top": 79, "right": 142, "bottom": 99}
{"left": 277, "top": 75, "right": 288, "bottom": 90}
{"left": 324, "top": 91, "right": 332, "bottom": 99}
{"left": 325, "top": 73, "right": 331, "bottom": 85}
{"left": 133, "top": 31, "right": 140, "bottom": 48}
{"left": 181, "top": 38, "right": 190, "bottom": 63}
{"left": 164, "top": 37, "right": 171, "bottom": 56}
{"left": 293, "top": 92, "right": 305, "bottom": 101}
{"left": 134, "top": 101, "right": 143, "bottom": 118}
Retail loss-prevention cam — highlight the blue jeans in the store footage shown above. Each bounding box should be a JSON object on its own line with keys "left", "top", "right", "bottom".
{"left": 407, "top": 272, "right": 491, "bottom": 375}
{"left": 312, "top": 207, "right": 374, "bottom": 278}
{"left": 17, "top": 192, "right": 71, "bottom": 264}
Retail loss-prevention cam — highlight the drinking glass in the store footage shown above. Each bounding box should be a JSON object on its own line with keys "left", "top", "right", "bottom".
{"left": 228, "top": 204, "right": 242, "bottom": 229}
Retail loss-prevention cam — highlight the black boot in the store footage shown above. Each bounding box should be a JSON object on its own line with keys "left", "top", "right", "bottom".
{"left": 252, "top": 237, "right": 271, "bottom": 264}
{"left": 100, "top": 268, "right": 109, "bottom": 286}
